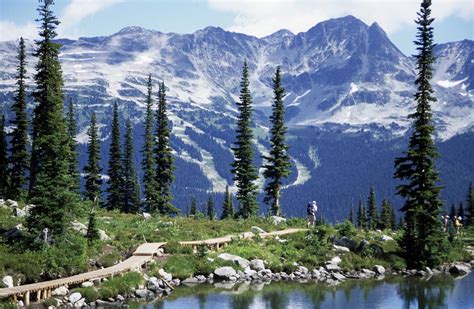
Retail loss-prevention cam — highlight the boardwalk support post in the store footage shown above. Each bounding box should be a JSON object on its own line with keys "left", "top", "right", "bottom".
{"left": 24, "top": 291, "right": 30, "bottom": 306}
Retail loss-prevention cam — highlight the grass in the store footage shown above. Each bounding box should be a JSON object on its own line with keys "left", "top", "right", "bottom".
{"left": 98, "top": 272, "right": 144, "bottom": 299}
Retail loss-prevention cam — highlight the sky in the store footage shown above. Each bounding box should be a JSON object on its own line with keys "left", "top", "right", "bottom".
{"left": 0, "top": 0, "right": 472, "bottom": 55}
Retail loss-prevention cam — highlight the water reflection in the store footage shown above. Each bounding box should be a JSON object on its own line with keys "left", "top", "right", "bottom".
{"left": 140, "top": 273, "right": 473, "bottom": 309}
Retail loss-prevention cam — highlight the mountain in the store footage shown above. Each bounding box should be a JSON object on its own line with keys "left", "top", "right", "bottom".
{"left": 0, "top": 16, "right": 472, "bottom": 219}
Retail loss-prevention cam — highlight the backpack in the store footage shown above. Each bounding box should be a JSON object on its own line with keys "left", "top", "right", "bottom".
{"left": 307, "top": 203, "right": 314, "bottom": 215}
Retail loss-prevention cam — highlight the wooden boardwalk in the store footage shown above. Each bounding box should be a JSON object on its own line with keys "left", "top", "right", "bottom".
{"left": 0, "top": 228, "right": 307, "bottom": 304}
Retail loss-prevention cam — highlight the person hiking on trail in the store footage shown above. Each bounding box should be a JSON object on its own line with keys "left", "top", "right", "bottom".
{"left": 307, "top": 201, "right": 317, "bottom": 227}
{"left": 454, "top": 216, "right": 463, "bottom": 235}
{"left": 442, "top": 215, "right": 449, "bottom": 232}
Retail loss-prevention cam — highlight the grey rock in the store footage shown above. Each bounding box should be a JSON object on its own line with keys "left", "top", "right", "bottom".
{"left": 12, "top": 207, "right": 26, "bottom": 217}
{"left": 69, "top": 292, "right": 82, "bottom": 304}
{"left": 333, "top": 237, "right": 357, "bottom": 250}
{"left": 182, "top": 277, "right": 199, "bottom": 285}
{"left": 71, "top": 221, "right": 88, "bottom": 235}
{"left": 244, "top": 267, "right": 257, "bottom": 276}
{"left": 96, "top": 300, "right": 115, "bottom": 306}
{"left": 311, "top": 269, "right": 321, "bottom": 278}
{"left": 217, "top": 253, "right": 250, "bottom": 268}
{"left": 74, "top": 298, "right": 85, "bottom": 308}
{"left": 449, "top": 264, "right": 472, "bottom": 276}
{"left": 214, "top": 266, "right": 237, "bottom": 280}
{"left": 258, "top": 269, "right": 272, "bottom": 277}
{"left": 52, "top": 286, "right": 69, "bottom": 297}
{"left": 159, "top": 268, "right": 172, "bottom": 281}
{"left": 356, "top": 239, "right": 369, "bottom": 252}
{"left": 332, "top": 244, "right": 350, "bottom": 252}
{"left": 135, "top": 289, "right": 150, "bottom": 298}
{"left": 250, "top": 259, "right": 265, "bottom": 271}
{"left": 251, "top": 226, "right": 266, "bottom": 234}
{"left": 98, "top": 229, "right": 111, "bottom": 241}
{"left": 116, "top": 295, "right": 125, "bottom": 302}
{"left": 373, "top": 265, "right": 386, "bottom": 275}
{"left": 270, "top": 216, "right": 286, "bottom": 225}
{"left": 5, "top": 200, "right": 18, "bottom": 208}
{"left": 362, "top": 268, "right": 376, "bottom": 276}
{"left": 81, "top": 281, "right": 94, "bottom": 288}
{"left": 332, "top": 273, "right": 346, "bottom": 281}
{"left": 324, "top": 264, "right": 341, "bottom": 272}
{"left": 380, "top": 235, "right": 394, "bottom": 241}
{"left": 296, "top": 266, "right": 309, "bottom": 275}
{"left": 2, "top": 276, "right": 13, "bottom": 288}
{"left": 172, "top": 279, "right": 180, "bottom": 286}
{"left": 196, "top": 275, "right": 206, "bottom": 282}
{"left": 3, "top": 224, "right": 24, "bottom": 238}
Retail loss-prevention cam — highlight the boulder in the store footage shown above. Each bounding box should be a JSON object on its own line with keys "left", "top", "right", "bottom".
{"left": 332, "top": 245, "right": 350, "bottom": 252}
{"left": 251, "top": 226, "right": 266, "bottom": 234}
{"left": 296, "top": 266, "right": 309, "bottom": 275}
{"left": 135, "top": 289, "right": 150, "bottom": 298}
{"left": 71, "top": 221, "right": 88, "bottom": 235}
{"left": 373, "top": 265, "right": 386, "bottom": 275}
{"left": 332, "top": 273, "right": 346, "bottom": 281}
{"left": 311, "top": 269, "right": 321, "bottom": 279}
{"left": 0, "top": 199, "right": 5, "bottom": 208}
{"left": 330, "top": 256, "right": 342, "bottom": 265}
{"left": 182, "top": 277, "right": 200, "bottom": 285}
{"left": 324, "top": 264, "right": 341, "bottom": 272}
{"left": 449, "top": 264, "right": 472, "bottom": 276}
{"left": 148, "top": 277, "right": 161, "bottom": 289}
{"left": 116, "top": 294, "right": 125, "bottom": 302}
{"left": 142, "top": 212, "right": 152, "bottom": 219}
{"left": 380, "top": 235, "right": 394, "bottom": 242}
{"left": 2, "top": 276, "right": 13, "bottom": 288}
{"left": 270, "top": 216, "right": 286, "bottom": 225}
{"left": 74, "top": 298, "right": 85, "bottom": 308}
{"left": 159, "top": 268, "right": 172, "bottom": 281}
{"left": 250, "top": 259, "right": 265, "bottom": 271}
{"left": 3, "top": 224, "right": 24, "bottom": 238}
{"left": 217, "top": 253, "right": 250, "bottom": 268}
{"left": 244, "top": 267, "right": 257, "bottom": 276}
{"left": 355, "top": 239, "right": 369, "bottom": 252}
{"left": 214, "top": 266, "right": 237, "bottom": 280}
{"left": 98, "top": 229, "right": 111, "bottom": 241}
{"left": 81, "top": 281, "right": 94, "bottom": 288}
{"left": 12, "top": 208, "right": 26, "bottom": 217}
{"left": 52, "top": 286, "right": 68, "bottom": 297}
{"left": 5, "top": 200, "right": 18, "bottom": 208}
{"left": 362, "top": 268, "right": 376, "bottom": 276}
{"left": 69, "top": 292, "right": 82, "bottom": 304}
{"left": 333, "top": 237, "right": 357, "bottom": 250}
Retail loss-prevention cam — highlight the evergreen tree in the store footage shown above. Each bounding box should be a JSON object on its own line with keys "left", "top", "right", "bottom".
{"left": 66, "top": 98, "right": 79, "bottom": 192}
{"left": 394, "top": 0, "right": 449, "bottom": 268}
{"left": 190, "top": 196, "right": 197, "bottom": 216}
{"left": 367, "top": 186, "right": 378, "bottom": 230}
{"left": 457, "top": 203, "right": 464, "bottom": 221}
{"left": 262, "top": 67, "right": 291, "bottom": 216}
{"left": 390, "top": 205, "right": 397, "bottom": 230}
{"left": 106, "top": 102, "right": 122, "bottom": 210}
{"left": 27, "top": 0, "right": 77, "bottom": 237}
{"left": 356, "top": 199, "right": 367, "bottom": 229}
{"left": 0, "top": 115, "right": 8, "bottom": 199}
{"left": 8, "top": 37, "right": 30, "bottom": 200}
{"left": 221, "top": 185, "right": 234, "bottom": 219}
{"left": 207, "top": 195, "right": 215, "bottom": 220}
{"left": 142, "top": 74, "right": 158, "bottom": 211}
{"left": 380, "top": 199, "right": 393, "bottom": 230}
{"left": 86, "top": 211, "right": 99, "bottom": 242}
{"left": 348, "top": 207, "right": 354, "bottom": 225}
{"left": 231, "top": 61, "right": 259, "bottom": 218}
{"left": 449, "top": 204, "right": 456, "bottom": 221}
{"left": 122, "top": 120, "right": 140, "bottom": 213}
{"left": 84, "top": 112, "right": 102, "bottom": 201}
{"left": 155, "top": 82, "right": 178, "bottom": 214}
{"left": 466, "top": 182, "right": 474, "bottom": 226}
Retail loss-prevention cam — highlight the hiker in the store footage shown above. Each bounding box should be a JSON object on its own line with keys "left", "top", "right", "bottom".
{"left": 443, "top": 215, "right": 449, "bottom": 232}
{"left": 307, "top": 201, "right": 317, "bottom": 227}
{"left": 454, "top": 216, "right": 463, "bottom": 235}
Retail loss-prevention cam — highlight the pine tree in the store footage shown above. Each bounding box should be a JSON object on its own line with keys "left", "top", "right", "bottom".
{"left": 449, "top": 204, "right": 456, "bottom": 221}
{"left": 263, "top": 67, "right": 291, "bottom": 216}
{"left": 207, "top": 195, "right": 215, "bottom": 220}
{"left": 391, "top": 206, "right": 397, "bottom": 230}
{"left": 394, "top": 0, "right": 449, "bottom": 268}
{"left": 86, "top": 211, "right": 99, "bottom": 242}
{"left": 190, "top": 196, "right": 197, "bottom": 216}
{"left": 348, "top": 207, "right": 354, "bottom": 224}
{"left": 231, "top": 61, "right": 259, "bottom": 218}
{"left": 66, "top": 98, "right": 79, "bottom": 192}
{"left": 122, "top": 120, "right": 140, "bottom": 213}
{"left": 221, "top": 185, "right": 234, "bottom": 219}
{"left": 27, "top": 0, "right": 77, "bottom": 237}
{"left": 106, "top": 102, "right": 122, "bottom": 210}
{"left": 466, "top": 183, "right": 474, "bottom": 226}
{"left": 0, "top": 115, "right": 8, "bottom": 199}
{"left": 356, "top": 199, "right": 367, "bottom": 229}
{"left": 380, "top": 199, "right": 393, "bottom": 230}
{"left": 367, "top": 186, "right": 378, "bottom": 230}
{"left": 142, "top": 75, "right": 158, "bottom": 211}
{"left": 155, "top": 82, "right": 178, "bottom": 214}
{"left": 457, "top": 203, "right": 464, "bottom": 221}
{"left": 84, "top": 112, "right": 102, "bottom": 201}
{"left": 8, "top": 37, "right": 30, "bottom": 200}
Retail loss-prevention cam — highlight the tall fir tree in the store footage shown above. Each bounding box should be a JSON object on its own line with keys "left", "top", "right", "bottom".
{"left": 394, "top": 0, "right": 449, "bottom": 268}
{"left": 457, "top": 203, "right": 464, "bottom": 221}
{"left": 380, "top": 199, "right": 393, "bottom": 230}
{"left": 66, "top": 98, "right": 80, "bottom": 192}
{"left": 190, "top": 196, "right": 197, "bottom": 216}
{"left": 106, "top": 102, "right": 122, "bottom": 210}
{"left": 221, "top": 185, "right": 234, "bottom": 219}
{"left": 84, "top": 112, "right": 102, "bottom": 201}
{"left": 142, "top": 75, "right": 158, "bottom": 211}
{"left": 449, "top": 204, "right": 456, "bottom": 221}
{"left": 466, "top": 182, "right": 474, "bottom": 226}
{"left": 207, "top": 195, "right": 215, "bottom": 220}
{"left": 262, "top": 67, "right": 291, "bottom": 216}
{"left": 27, "top": 0, "right": 77, "bottom": 237}
{"left": 86, "top": 211, "right": 99, "bottom": 242}
{"left": 155, "top": 82, "right": 178, "bottom": 214}
{"left": 231, "top": 61, "right": 259, "bottom": 218}
{"left": 0, "top": 115, "right": 8, "bottom": 199}
{"left": 8, "top": 37, "right": 30, "bottom": 200}
{"left": 122, "top": 120, "right": 140, "bottom": 213}
{"left": 367, "top": 186, "right": 378, "bottom": 230}
{"left": 348, "top": 207, "right": 354, "bottom": 225}
{"left": 356, "top": 199, "right": 367, "bottom": 229}
{"left": 391, "top": 206, "right": 397, "bottom": 230}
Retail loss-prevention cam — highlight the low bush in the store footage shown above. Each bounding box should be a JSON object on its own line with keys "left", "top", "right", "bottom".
{"left": 72, "top": 287, "right": 99, "bottom": 303}
{"left": 43, "top": 298, "right": 58, "bottom": 307}
{"left": 336, "top": 220, "right": 357, "bottom": 238}
{"left": 164, "top": 240, "right": 193, "bottom": 254}
{"left": 98, "top": 272, "right": 143, "bottom": 299}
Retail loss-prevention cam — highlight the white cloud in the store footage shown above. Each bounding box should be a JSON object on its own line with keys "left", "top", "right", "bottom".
{"left": 59, "top": 0, "right": 123, "bottom": 38}
{"left": 207, "top": 0, "right": 474, "bottom": 37}
{"left": 0, "top": 21, "right": 37, "bottom": 41}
